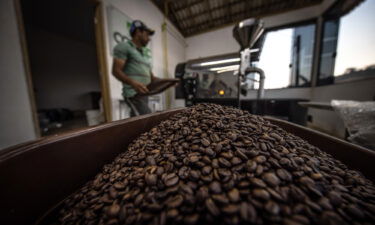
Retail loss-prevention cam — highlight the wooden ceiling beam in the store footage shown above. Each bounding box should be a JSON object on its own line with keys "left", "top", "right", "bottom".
{"left": 205, "top": 0, "right": 213, "bottom": 28}
{"left": 174, "top": 0, "right": 243, "bottom": 22}
{"left": 183, "top": 0, "right": 321, "bottom": 35}
{"left": 150, "top": 0, "right": 185, "bottom": 35}
{"left": 183, "top": 1, "right": 272, "bottom": 34}
{"left": 186, "top": 0, "right": 198, "bottom": 35}
{"left": 162, "top": 0, "right": 323, "bottom": 37}
{"left": 172, "top": 0, "right": 203, "bottom": 13}
{"left": 168, "top": 2, "right": 184, "bottom": 32}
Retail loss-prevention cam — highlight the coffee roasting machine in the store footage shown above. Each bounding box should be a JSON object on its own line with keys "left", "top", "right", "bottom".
{"left": 175, "top": 19, "right": 267, "bottom": 110}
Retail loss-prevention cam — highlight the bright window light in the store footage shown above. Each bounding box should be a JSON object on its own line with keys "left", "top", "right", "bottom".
{"left": 209, "top": 65, "right": 239, "bottom": 71}
{"left": 217, "top": 68, "right": 239, "bottom": 73}
{"left": 199, "top": 58, "right": 240, "bottom": 66}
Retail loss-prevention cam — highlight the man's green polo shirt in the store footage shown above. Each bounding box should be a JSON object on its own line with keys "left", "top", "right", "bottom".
{"left": 113, "top": 40, "right": 152, "bottom": 98}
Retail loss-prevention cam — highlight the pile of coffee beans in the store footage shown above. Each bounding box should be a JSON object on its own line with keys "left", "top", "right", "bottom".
{"left": 56, "top": 104, "right": 375, "bottom": 225}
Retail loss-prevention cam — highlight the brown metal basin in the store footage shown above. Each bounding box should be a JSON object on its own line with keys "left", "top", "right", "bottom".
{"left": 0, "top": 108, "right": 374, "bottom": 225}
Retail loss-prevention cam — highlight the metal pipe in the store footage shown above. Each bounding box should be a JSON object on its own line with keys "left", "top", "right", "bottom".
{"left": 245, "top": 67, "right": 265, "bottom": 99}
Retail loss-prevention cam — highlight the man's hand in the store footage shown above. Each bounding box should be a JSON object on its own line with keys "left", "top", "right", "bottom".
{"left": 130, "top": 80, "right": 149, "bottom": 94}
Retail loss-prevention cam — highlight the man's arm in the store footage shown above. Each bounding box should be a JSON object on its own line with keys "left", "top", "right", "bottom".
{"left": 112, "top": 58, "right": 149, "bottom": 94}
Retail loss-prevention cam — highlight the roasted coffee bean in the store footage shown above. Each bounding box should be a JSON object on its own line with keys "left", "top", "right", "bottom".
{"left": 134, "top": 193, "right": 144, "bottom": 206}
{"left": 206, "top": 198, "right": 220, "bottom": 216}
{"left": 200, "top": 137, "right": 210, "bottom": 146}
{"left": 56, "top": 104, "right": 375, "bottom": 225}
{"left": 167, "top": 195, "right": 184, "bottom": 208}
{"left": 250, "top": 177, "right": 267, "bottom": 188}
{"left": 231, "top": 157, "right": 242, "bottom": 165}
{"left": 146, "top": 156, "right": 156, "bottom": 166}
{"left": 221, "top": 153, "right": 233, "bottom": 162}
{"left": 237, "top": 180, "right": 250, "bottom": 189}
{"left": 217, "top": 168, "right": 231, "bottom": 179}
{"left": 276, "top": 169, "right": 292, "bottom": 181}
{"left": 204, "top": 148, "right": 215, "bottom": 157}
{"left": 148, "top": 203, "right": 163, "bottom": 212}
{"left": 212, "top": 194, "right": 229, "bottom": 204}
{"left": 263, "top": 172, "right": 281, "bottom": 187}
{"left": 166, "top": 208, "right": 179, "bottom": 218}
{"left": 189, "top": 155, "right": 200, "bottom": 163}
{"left": 228, "top": 133, "right": 237, "bottom": 141}
{"left": 218, "top": 157, "right": 231, "bottom": 168}
{"left": 184, "top": 214, "right": 199, "bottom": 225}
{"left": 178, "top": 166, "right": 189, "bottom": 179}
{"left": 113, "top": 182, "right": 125, "bottom": 190}
{"left": 145, "top": 173, "right": 158, "bottom": 186}
{"left": 228, "top": 188, "right": 240, "bottom": 202}
{"left": 299, "top": 176, "right": 315, "bottom": 186}
{"left": 291, "top": 215, "right": 309, "bottom": 224}
{"left": 235, "top": 148, "right": 248, "bottom": 160}
{"left": 197, "top": 186, "right": 209, "bottom": 201}
{"left": 202, "top": 166, "right": 212, "bottom": 175}
{"left": 255, "top": 165, "right": 264, "bottom": 176}
{"left": 266, "top": 187, "right": 284, "bottom": 202}
{"left": 210, "top": 134, "right": 220, "bottom": 143}
{"left": 255, "top": 155, "right": 267, "bottom": 164}
{"left": 189, "top": 170, "right": 200, "bottom": 181}
{"left": 270, "top": 133, "right": 282, "bottom": 141}
{"left": 240, "top": 202, "right": 249, "bottom": 221}
{"left": 215, "top": 143, "right": 223, "bottom": 152}
{"left": 265, "top": 201, "right": 280, "bottom": 215}
{"left": 164, "top": 173, "right": 179, "bottom": 187}
{"left": 311, "top": 173, "right": 323, "bottom": 180}
{"left": 109, "top": 187, "right": 117, "bottom": 199}
{"left": 328, "top": 191, "right": 343, "bottom": 206}
{"left": 222, "top": 204, "right": 239, "bottom": 214}
{"left": 260, "top": 143, "right": 268, "bottom": 151}
{"left": 181, "top": 183, "right": 194, "bottom": 195}
{"left": 210, "top": 181, "right": 222, "bottom": 194}
{"left": 246, "top": 160, "right": 257, "bottom": 172}
{"left": 107, "top": 204, "right": 120, "bottom": 217}
{"left": 346, "top": 204, "right": 364, "bottom": 219}
{"left": 253, "top": 188, "right": 270, "bottom": 201}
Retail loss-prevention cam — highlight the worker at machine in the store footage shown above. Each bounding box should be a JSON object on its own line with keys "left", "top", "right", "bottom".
{"left": 111, "top": 20, "right": 160, "bottom": 116}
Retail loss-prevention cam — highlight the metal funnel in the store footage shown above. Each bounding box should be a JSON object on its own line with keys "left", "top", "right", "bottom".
{"left": 233, "top": 18, "right": 265, "bottom": 50}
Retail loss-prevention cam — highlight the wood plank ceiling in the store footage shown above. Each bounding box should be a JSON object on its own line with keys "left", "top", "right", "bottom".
{"left": 151, "top": 0, "right": 323, "bottom": 37}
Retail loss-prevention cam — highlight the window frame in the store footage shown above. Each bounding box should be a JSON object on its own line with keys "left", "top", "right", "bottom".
{"left": 316, "top": 0, "right": 375, "bottom": 86}
{"left": 261, "top": 19, "right": 317, "bottom": 89}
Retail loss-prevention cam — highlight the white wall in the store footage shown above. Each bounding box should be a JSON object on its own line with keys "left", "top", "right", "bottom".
{"left": 166, "top": 26, "right": 187, "bottom": 108}
{"left": 28, "top": 29, "right": 101, "bottom": 110}
{"left": 0, "top": 0, "right": 37, "bottom": 150}
{"left": 102, "top": 0, "right": 186, "bottom": 120}
{"left": 185, "top": 27, "right": 240, "bottom": 60}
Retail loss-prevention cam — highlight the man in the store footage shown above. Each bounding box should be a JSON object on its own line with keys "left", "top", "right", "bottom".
{"left": 112, "top": 20, "right": 158, "bottom": 116}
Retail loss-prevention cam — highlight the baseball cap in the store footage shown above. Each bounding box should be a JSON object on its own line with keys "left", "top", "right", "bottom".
{"left": 129, "top": 20, "right": 155, "bottom": 36}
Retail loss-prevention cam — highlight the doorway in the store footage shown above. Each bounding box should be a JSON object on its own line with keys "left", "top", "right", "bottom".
{"left": 19, "top": 0, "right": 109, "bottom": 136}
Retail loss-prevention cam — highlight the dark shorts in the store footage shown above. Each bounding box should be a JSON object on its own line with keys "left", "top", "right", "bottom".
{"left": 124, "top": 96, "right": 151, "bottom": 117}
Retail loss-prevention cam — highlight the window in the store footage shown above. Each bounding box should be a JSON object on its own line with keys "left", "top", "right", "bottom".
{"left": 257, "top": 28, "right": 293, "bottom": 89}
{"left": 256, "top": 23, "right": 316, "bottom": 89}
{"left": 318, "top": 19, "right": 339, "bottom": 84}
{"left": 319, "top": 0, "right": 375, "bottom": 83}
{"left": 290, "top": 24, "right": 316, "bottom": 87}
